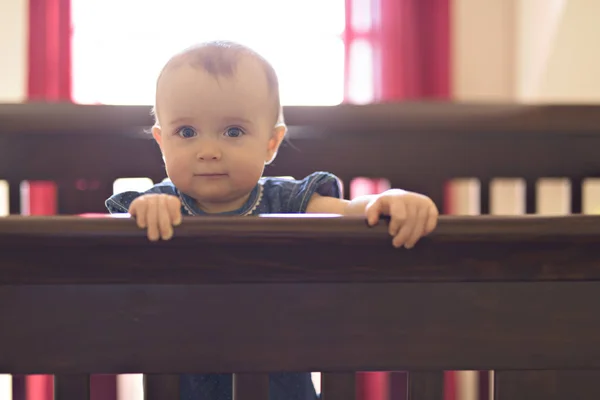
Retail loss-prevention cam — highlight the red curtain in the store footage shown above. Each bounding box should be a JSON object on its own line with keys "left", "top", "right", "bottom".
{"left": 344, "top": 1, "right": 451, "bottom": 400}
{"left": 28, "top": 0, "right": 71, "bottom": 101}
{"left": 374, "top": 0, "right": 450, "bottom": 102}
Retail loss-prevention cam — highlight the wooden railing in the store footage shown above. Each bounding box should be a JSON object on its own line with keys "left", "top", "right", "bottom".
{"left": 1, "top": 214, "right": 600, "bottom": 399}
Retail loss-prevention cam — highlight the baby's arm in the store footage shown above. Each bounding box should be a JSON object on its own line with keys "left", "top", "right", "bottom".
{"left": 306, "top": 193, "right": 373, "bottom": 215}
{"left": 306, "top": 190, "right": 438, "bottom": 248}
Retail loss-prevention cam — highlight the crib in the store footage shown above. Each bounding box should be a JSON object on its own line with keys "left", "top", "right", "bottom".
{"left": 1, "top": 102, "right": 600, "bottom": 400}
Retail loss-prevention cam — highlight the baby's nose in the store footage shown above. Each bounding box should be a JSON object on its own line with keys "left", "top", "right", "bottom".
{"left": 196, "top": 142, "right": 222, "bottom": 160}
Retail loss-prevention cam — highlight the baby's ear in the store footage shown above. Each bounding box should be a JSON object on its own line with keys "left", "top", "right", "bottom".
{"left": 265, "top": 125, "right": 287, "bottom": 165}
{"left": 152, "top": 125, "right": 163, "bottom": 146}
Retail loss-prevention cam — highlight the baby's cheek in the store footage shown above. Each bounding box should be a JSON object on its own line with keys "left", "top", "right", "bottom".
{"left": 164, "top": 159, "right": 189, "bottom": 185}
{"left": 236, "top": 162, "right": 262, "bottom": 182}
{"left": 232, "top": 156, "right": 264, "bottom": 184}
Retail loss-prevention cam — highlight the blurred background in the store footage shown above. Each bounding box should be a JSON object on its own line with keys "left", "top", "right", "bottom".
{"left": 1, "top": 1, "right": 599, "bottom": 400}
{"left": 2, "top": 0, "right": 599, "bottom": 107}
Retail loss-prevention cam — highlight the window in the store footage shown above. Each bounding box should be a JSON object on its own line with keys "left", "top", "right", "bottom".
{"left": 71, "top": 0, "right": 345, "bottom": 106}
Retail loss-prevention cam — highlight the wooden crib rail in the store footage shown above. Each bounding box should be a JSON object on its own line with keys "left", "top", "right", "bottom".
{"left": 0, "top": 214, "right": 599, "bottom": 284}
{"left": 1, "top": 215, "right": 600, "bottom": 400}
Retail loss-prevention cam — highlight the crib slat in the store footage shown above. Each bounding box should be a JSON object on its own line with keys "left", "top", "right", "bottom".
{"left": 54, "top": 374, "right": 90, "bottom": 400}
{"left": 144, "top": 374, "right": 179, "bottom": 400}
{"left": 321, "top": 372, "right": 356, "bottom": 400}
{"left": 407, "top": 371, "right": 443, "bottom": 400}
{"left": 11, "top": 375, "right": 25, "bottom": 400}
{"left": 233, "top": 373, "right": 269, "bottom": 400}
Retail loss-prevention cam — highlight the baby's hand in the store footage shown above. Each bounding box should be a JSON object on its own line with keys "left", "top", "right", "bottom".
{"left": 365, "top": 189, "right": 438, "bottom": 249}
{"left": 128, "top": 194, "right": 182, "bottom": 241}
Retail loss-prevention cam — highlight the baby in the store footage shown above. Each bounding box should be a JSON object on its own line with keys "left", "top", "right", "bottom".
{"left": 105, "top": 41, "right": 439, "bottom": 399}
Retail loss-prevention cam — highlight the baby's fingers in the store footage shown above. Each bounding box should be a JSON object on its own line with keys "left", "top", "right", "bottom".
{"left": 166, "top": 196, "right": 182, "bottom": 226}
{"left": 392, "top": 203, "right": 415, "bottom": 248}
{"left": 404, "top": 206, "right": 427, "bottom": 249}
{"left": 425, "top": 206, "right": 439, "bottom": 234}
{"left": 157, "top": 195, "right": 174, "bottom": 240}
{"left": 145, "top": 199, "right": 160, "bottom": 241}
{"left": 388, "top": 201, "right": 407, "bottom": 237}
{"left": 129, "top": 198, "right": 148, "bottom": 229}
{"left": 366, "top": 199, "right": 383, "bottom": 226}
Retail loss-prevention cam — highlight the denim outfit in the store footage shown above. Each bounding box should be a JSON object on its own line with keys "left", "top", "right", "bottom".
{"left": 105, "top": 171, "right": 343, "bottom": 400}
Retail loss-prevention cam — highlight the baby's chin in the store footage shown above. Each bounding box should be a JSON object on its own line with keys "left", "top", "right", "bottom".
{"left": 185, "top": 184, "right": 255, "bottom": 209}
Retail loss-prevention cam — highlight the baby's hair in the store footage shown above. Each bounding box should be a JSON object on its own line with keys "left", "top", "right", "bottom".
{"left": 152, "top": 40, "right": 284, "bottom": 128}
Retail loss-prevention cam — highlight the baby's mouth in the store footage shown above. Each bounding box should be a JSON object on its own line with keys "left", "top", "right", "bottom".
{"left": 194, "top": 173, "right": 228, "bottom": 177}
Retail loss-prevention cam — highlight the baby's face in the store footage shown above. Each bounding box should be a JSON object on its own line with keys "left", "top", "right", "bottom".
{"left": 153, "top": 57, "right": 283, "bottom": 213}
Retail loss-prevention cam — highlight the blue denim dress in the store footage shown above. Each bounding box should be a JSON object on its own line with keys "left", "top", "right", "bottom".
{"left": 105, "top": 171, "right": 343, "bottom": 400}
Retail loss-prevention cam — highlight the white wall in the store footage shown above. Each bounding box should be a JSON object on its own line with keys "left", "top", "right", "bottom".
{"left": 451, "top": 0, "right": 517, "bottom": 101}
{"left": 534, "top": 0, "right": 600, "bottom": 102}
{"left": 515, "top": 0, "right": 567, "bottom": 101}
{"left": 0, "top": 0, "right": 27, "bottom": 102}
{"left": 453, "top": 0, "right": 600, "bottom": 104}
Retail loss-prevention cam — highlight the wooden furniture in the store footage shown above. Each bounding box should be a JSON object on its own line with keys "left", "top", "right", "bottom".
{"left": 1, "top": 214, "right": 599, "bottom": 399}
{"left": 2, "top": 102, "right": 600, "bottom": 399}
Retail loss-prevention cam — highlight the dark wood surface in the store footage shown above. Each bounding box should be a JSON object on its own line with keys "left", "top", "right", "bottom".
{"left": 2, "top": 215, "right": 599, "bottom": 400}
{"left": 0, "top": 206, "right": 597, "bottom": 398}
{"left": 3, "top": 281, "right": 600, "bottom": 374}
{"left": 3, "top": 214, "right": 600, "bottom": 240}
{"left": 0, "top": 215, "right": 600, "bottom": 284}
{"left": 2, "top": 216, "right": 600, "bottom": 377}
{"left": 2, "top": 102, "right": 600, "bottom": 134}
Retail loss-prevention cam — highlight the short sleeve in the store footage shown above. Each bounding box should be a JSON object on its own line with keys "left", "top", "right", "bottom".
{"left": 104, "top": 181, "right": 179, "bottom": 214}
{"left": 261, "top": 171, "right": 343, "bottom": 214}
{"left": 105, "top": 191, "right": 143, "bottom": 214}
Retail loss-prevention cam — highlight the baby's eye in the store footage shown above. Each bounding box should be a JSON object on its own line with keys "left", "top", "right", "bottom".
{"left": 224, "top": 127, "right": 245, "bottom": 138}
{"left": 177, "top": 126, "right": 197, "bottom": 138}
